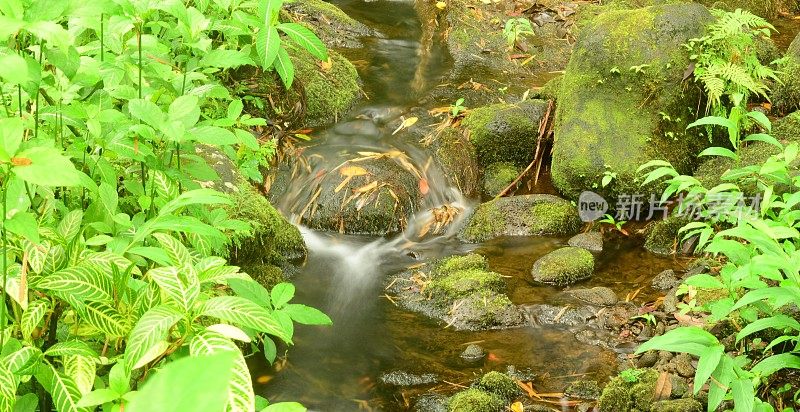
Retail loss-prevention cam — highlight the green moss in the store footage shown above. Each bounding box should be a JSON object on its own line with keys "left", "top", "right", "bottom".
{"left": 552, "top": 4, "right": 713, "bottom": 202}
{"left": 286, "top": 0, "right": 370, "bottom": 48}
{"left": 644, "top": 216, "right": 689, "bottom": 255}
{"left": 525, "top": 202, "right": 581, "bottom": 235}
{"left": 774, "top": 112, "right": 800, "bottom": 142}
{"left": 565, "top": 380, "right": 602, "bottom": 400}
{"left": 705, "top": 0, "right": 778, "bottom": 18}
{"left": 465, "top": 292, "right": 519, "bottom": 328}
{"left": 434, "top": 254, "right": 489, "bottom": 275}
{"left": 538, "top": 75, "right": 563, "bottom": 101}
{"left": 598, "top": 369, "right": 659, "bottom": 412}
{"left": 774, "top": 36, "right": 800, "bottom": 114}
{"left": 531, "top": 247, "right": 595, "bottom": 286}
{"left": 462, "top": 100, "right": 549, "bottom": 168}
{"left": 483, "top": 162, "right": 519, "bottom": 197}
{"left": 241, "top": 264, "right": 285, "bottom": 289}
{"left": 461, "top": 201, "right": 506, "bottom": 242}
{"left": 228, "top": 180, "right": 306, "bottom": 265}
{"left": 448, "top": 388, "right": 505, "bottom": 412}
{"left": 651, "top": 399, "right": 703, "bottom": 412}
{"left": 428, "top": 268, "right": 506, "bottom": 301}
{"left": 294, "top": 50, "right": 361, "bottom": 127}
{"left": 476, "top": 372, "right": 520, "bottom": 400}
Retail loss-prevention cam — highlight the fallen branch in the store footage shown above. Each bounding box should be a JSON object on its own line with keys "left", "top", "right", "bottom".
{"left": 496, "top": 99, "right": 555, "bottom": 198}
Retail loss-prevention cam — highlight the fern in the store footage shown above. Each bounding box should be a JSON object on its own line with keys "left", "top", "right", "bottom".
{"left": 687, "top": 9, "right": 777, "bottom": 115}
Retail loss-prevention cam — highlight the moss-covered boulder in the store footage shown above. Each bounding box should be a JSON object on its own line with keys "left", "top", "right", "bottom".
{"left": 651, "top": 398, "right": 703, "bottom": 412}
{"left": 462, "top": 100, "right": 549, "bottom": 169}
{"left": 284, "top": 0, "right": 372, "bottom": 49}
{"left": 447, "top": 388, "right": 505, "bottom": 412}
{"left": 531, "top": 247, "right": 595, "bottom": 286}
{"left": 195, "top": 145, "right": 306, "bottom": 269}
{"left": 775, "top": 35, "right": 800, "bottom": 114}
{"left": 476, "top": 372, "right": 521, "bottom": 400}
{"left": 430, "top": 126, "right": 481, "bottom": 198}
{"left": 644, "top": 216, "right": 689, "bottom": 255}
{"left": 703, "top": 0, "right": 780, "bottom": 18}
{"left": 552, "top": 4, "right": 713, "bottom": 203}
{"left": 774, "top": 111, "right": 800, "bottom": 142}
{"left": 461, "top": 194, "right": 581, "bottom": 243}
{"left": 269, "top": 155, "right": 420, "bottom": 235}
{"left": 597, "top": 368, "right": 659, "bottom": 412}
{"left": 483, "top": 162, "right": 519, "bottom": 197}
{"left": 387, "top": 254, "right": 525, "bottom": 330}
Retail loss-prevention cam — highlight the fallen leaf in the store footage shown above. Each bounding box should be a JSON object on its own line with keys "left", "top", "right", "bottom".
{"left": 339, "top": 166, "right": 368, "bottom": 177}
{"left": 654, "top": 372, "right": 672, "bottom": 401}
{"left": 436, "top": 1, "right": 446, "bottom": 9}
{"left": 319, "top": 58, "right": 333, "bottom": 72}
{"left": 354, "top": 180, "right": 378, "bottom": 193}
{"left": 419, "top": 178, "right": 429, "bottom": 195}
{"left": 510, "top": 401, "right": 524, "bottom": 412}
{"left": 392, "top": 116, "right": 419, "bottom": 135}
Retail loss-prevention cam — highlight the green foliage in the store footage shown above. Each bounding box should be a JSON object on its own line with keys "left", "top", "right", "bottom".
{"left": 686, "top": 9, "right": 778, "bottom": 114}
{"left": 0, "top": 0, "right": 331, "bottom": 411}
{"left": 502, "top": 18, "right": 534, "bottom": 49}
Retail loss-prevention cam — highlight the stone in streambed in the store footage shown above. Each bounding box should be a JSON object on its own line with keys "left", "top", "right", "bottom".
{"left": 460, "top": 344, "right": 485, "bottom": 362}
{"left": 568, "top": 232, "right": 603, "bottom": 253}
{"left": 447, "top": 389, "right": 505, "bottom": 412}
{"left": 380, "top": 371, "right": 438, "bottom": 386}
{"left": 483, "top": 162, "right": 520, "bottom": 197}
{"left": 461, "top": 194, "right": 581, "bottom": 243}
{"left": 651, "top": 398, "right": 703, "bottom": 412}
{"left": 531, "top": 247, "right": 594, "bottom": 286}
{"left": 651, "top": 269, "right": 680, "bottom": 291}
{"left": 563, "top": 286, "right": 618, "bottom": 306}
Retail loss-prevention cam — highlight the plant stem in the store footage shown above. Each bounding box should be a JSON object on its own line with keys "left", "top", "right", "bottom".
{"left": 0, "top": 178, "right": 9, "bottom": 351}
{"left": 100, "top": 13, "right": 105, "bottom": 62}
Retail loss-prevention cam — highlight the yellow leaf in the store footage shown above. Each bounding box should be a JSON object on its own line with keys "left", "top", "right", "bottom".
{"left": 436, "top": 1, "right": 446, "bottom": 9}
{"left": 392, "top": 116, "right": 419, "bottom": 135}
{"left": 510, "top": 401, "right": 524, "bottom": 412}
{"left": 354, "top": 181, "right": 378, "bottom": 193}
{"left": 339, "top": 166, "right": 368, "bottom": 177}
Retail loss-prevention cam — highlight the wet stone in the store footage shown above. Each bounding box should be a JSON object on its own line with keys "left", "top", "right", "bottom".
{"left": 564, "top": 287, "right": 618, "bottom": 306}
{"left": 636, "top": 351, "right": 659, "bottom": 368}
{"left": 673, "top": 353, "right": 695, "bottom": 378}
{"left": 380, "top": 371, "right": 438, "bottom": 387}
{"left": 567, "top": 232, "right": 603, "bottom": 253}
{"left": 651, "top": 269, "right": 680, "bottom": 291}
{"left": 651, "top": 398, "right": 703, "bottom": 412}
{"left": 565, "top": 380, "right": 602, "bottom": 400}
{"left": 413, "top": 393, "right": 448, "bottom": 412}
{"left": 460, "top": 344, "right": 485, "bottom": 362}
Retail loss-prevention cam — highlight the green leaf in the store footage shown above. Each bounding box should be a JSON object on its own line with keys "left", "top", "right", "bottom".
{"left": 151, "top": 233, "right": 192, "bottom": 269}
{"left": 12, "top": 146, "right": 80, "bottom": 187}
{"left": 20, "top": 299, "right": 49, "bottom": 339}
{"left": 200, "top": 49, "right": 254, "bottom": 69}
{"left": 47, "top": 365, "right": 88, "bottom": 412}
{"left": 190, "top": 125, "right": 238, "bottom": 145}
{"left": 731, "top": 378, "right": 754, "bottom": 412}
{"left": 168, "top": 95, "right": 200, "bottom": 128}
{"left": 686, "top": 116, "right": 735, "bottom": 131}
{"left": 256, "top": 26, "right": 280, "bottom": 69}
{"left": 197, "top": 296, "right": 290, "bottom": 343}
{"left": 5, "top": 211, "right": 39, "bottom": 243}
{"left": 743, "top": 133, "right": 782, "bottom": 149}
{"left": 0, "top": 52, "right": 28, "bottom": 84}
{"left": 37, "top": 265, "right": 114, "bottom": 302}
{"left": 76, "top": 389, "right": 119, "bottom": 408}
{"left": 698, "top": 146, "right": 738, "bottom": 160}
{"left": 274, "top": 46, "right": 294, "bottom": 89}
{"left": 751, "top": 353, "right": 800, "bottom": 377}
{"left": 5, "top": 346, "right": 43, "bottom": 376}
{"left": 270, "top": 283, "right": 294, "bottom": 309}
{"left": 747, "top": 111, "right": 771, "bottom": 132}
{"left": 635, "top": 326, "right": 718, "bottom": 357}
{"left": 107, "top": 362, "right": 129, "bottom": 396}
{"left": 736, "top": 315, "right": 800, "bottom": 342}
{"left": 0, "top": 116, "right": 23, "bottom": 160}
{"left": 263, "top": 337, "right": 277, "bottom": 364}
{"left": 282, "top": 304, "right": 332, "bottom": 326}
{"left": 276, "top": 23, "right": 328, "bottom": 61}
{"left": 0, "top": 360, "right": 16, "bottom": 412}
{"left": 146, "top": 266, "right": 199, "bottom": 312}
{"left": 44, "top": 341, "right": 98, "bottom": 358}
{"left": 125, "top": 353, "right": 235, "bottom": 412}
{"left": 64, "top": 355, "right": 96, "bottom": 395}
{"left": 57, "top": 210, "right": 83, "bottom": 242}
{"left": 128, "top": 99, "right": 164, "bottom": 129}
{"left": 189, "top": 330, "right": 255, "bottom": 412}
{"left": 228, "top": 278, "right": 271, "bottom": 308}
{"left": 12, "top": 393, "right": 38, "bottom": 412}
{"left": 694, "top": 344, "right": 723, "bottom": 394}
{"left": 76, "top": 301, "right": 128, "bottom": 337}
{"left": 125, "top": 305, "right": 183, "bottom": 372}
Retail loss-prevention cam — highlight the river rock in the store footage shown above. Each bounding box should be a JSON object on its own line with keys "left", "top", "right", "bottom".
{"left": 531, "top": 247, "right": 594, "bottom": 286}
{"left": 475, "top": 371, "right": 521, "bottom": 400}
{"left": 387, "top": 254, "right": 525, "bottom": 330}
{"left": 552, "top": 3, "right": 714, "bottom": 204}
{"left": 483, "top": 162, "right": 519, "bottom": 197}
{"left": 413, "top": 394, "right": 448, "bottom": 412}
{"left": 429, "top": 126, "right": 481, "bottom": 198}
{"left": 567, "top": 232, "right": 603, "bottom": 253}
{"left": 460, "top": 344, "right": 485, "bottom": 362}
{"left": 651, "top": 269, "right": 680, "bottom": 291}
{"left": 380, "top": 371, "right": 438, "bottom": 386}
{"left": 565, "top": 380, "right": 602, "bottom": 400}
{"left": 564, "top": 287, "right": 618, "bottom": 306}
{"left": 598, "top": 368, "right": 660, "bottom": 412}
{"left": 525, "top": 304, "right": 597, "bottom": 327}
{"left": 644, "top": 217, "right": 689, "bottom": 255}
{"left": 285, "top": 0, "right": 372, "bottom": 49}
{"left": 270, "top": 155, "right": 420, "bottom": 236}
{"left": 651, "top": 398, "right": 703, "bottom": 412}
{"left": 461, "top": 100, "right": 550, "bottom": 169}
{"left": 461, "top": 194, "right": 581, "bottom": 243}
{"left": 447, "top": 389, "right": 505, "bottom": 412}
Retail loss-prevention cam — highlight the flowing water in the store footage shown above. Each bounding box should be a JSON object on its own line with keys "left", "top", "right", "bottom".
{"left": 254, "top": 1, "right": 687, "bottom": 410}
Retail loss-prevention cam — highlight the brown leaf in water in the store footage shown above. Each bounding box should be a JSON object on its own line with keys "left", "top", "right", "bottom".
{"left": 419, "top": 178, "right": 429, "bottom": 195}
{"left": 654, "top": 372, "right": 672, "bottom": 401}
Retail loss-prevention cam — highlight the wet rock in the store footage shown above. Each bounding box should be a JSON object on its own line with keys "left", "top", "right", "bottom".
{"left": 380, "top": 371, "right": 438, "bottom": 386}
{"left": 774, "top": 111, "right": 800, "bottom": 142}
{"left": 388, "top": 254, "right": 525, "bottom": 331}
{"left": 552, "top": 4, "right": 713, "bottom": 204}
{"left": 461, "top": 100, "right": 549, "bottom": 168}
{"left": 483, "top": 162, "right": 519, "bottom": 197}
{"left": 505, "top": 365, "right": 537, "bottom": 382}
{"left": 285, "top": 0, "right": 372, "bottom": 49}
{"left": 270, "top": 156, "right": 420, "bottom": 236}
{"left": 461, "top": 194, "right": 581, "bottom": 243}
{"left": 476, "top": 371, "right": 521, "bottom": 400}
{"left": 645, "top": 217, "right": 690, "bottom": 256}
{"left": 565, "top": 380, "right": 602, "bottom": 400}
{"left": 414, "top": 393, "right": 448, "bottom": 412}
{"left": 447, "top": 388, "right": 505, "bottom": 412}
{"left": 673, "top": 353, "right": 695, "bottom": 378}
{"left": 564, "top": 287, "right": 618, "bottom": 306}
{"left": 429, "top": 126, "right": 481, "bottom": 199}
{"left": 651, "top": 269, "right": 680, "bottom": 291}
{"left": 637, "top": 351, "right": 659, "bottom": 368}
{"left": 651, "top": 398, "right": 703, "bottom": 412}
{"left": 598, "top": 368, "right": 660, "bottom": 412}
{"left": 460, "top": 344, "right": 486, "bottom": 362}
{"left": 195, "top": 146, "right": 306, "bottom": 269}
{"left": 669, "top": 375, "right": 689, "bottom": 398}
{"left": 525, "top": 304, "right": 597, "bottom": 327}
{"left": 568, "top": 232, "right": 603, "bottom": 253}
{"left": 531, "top": 247, "right": 595, "bottom": 286}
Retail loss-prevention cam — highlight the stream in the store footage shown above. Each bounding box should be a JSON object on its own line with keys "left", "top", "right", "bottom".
{"left": 253, "top": 1, "right": 686, "bottom": 410}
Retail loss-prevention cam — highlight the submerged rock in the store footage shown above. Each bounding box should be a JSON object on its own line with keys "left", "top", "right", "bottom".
{"left": 462, "top": 100, "right": 549, "bottom": 168}
{"left": 483, "top": 162, "right": 519, "bottom": 197}
{"left": 460, "top": 344, "right": 486, "bottom": 362}
{"left": 651, "top": 269, "right": 680, "bottom": 291}
{"left": 552, "top": 3, "right": 713, "bottom": 203}
{"left": 388, "top": 254, "right": 525, "bottom": 331}
{"left": 531, "top": 247, "right": 595, "bottom": 286}
{"left": 461, "top": 194, "right": 581, "bottom": 243}
{"left": 568, "top": 232, "right": 603, "bottom": 253}
{"left": 414, "top": 393, "right": 448, "bottom": 412}
{"left": 563, "top": 287, "right": 618, "bottom": 306}
{"left": 380, "top": 371, "right": 438, "bottom": 387}
{"left": 285, "top": 0, "right": 372, "bottom": 49}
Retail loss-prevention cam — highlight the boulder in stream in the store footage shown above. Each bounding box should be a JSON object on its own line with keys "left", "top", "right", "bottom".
{"left": 567, "top": 232, "right": 603, "bottom": 253}
{"left": 563, "top": 286, "right": 618, "bottom": 306}
{"left": 285, "top": 0, "right": 372, "bottom": 49}
{"left": 461, "top": 194, "right": 581, "bottom": 243}
{"left": 552, "top": 3, "right": 714, "bottom": 203}
{"left": 483, "top": 162, "right": 520, "bottom": 197}
{"left": 531, "top": 247, "right": 595, "bottom": 286}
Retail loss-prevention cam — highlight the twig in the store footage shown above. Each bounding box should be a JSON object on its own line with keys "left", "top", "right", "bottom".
{"left": 496, "top": 99, "right": 555, "bottom": 198}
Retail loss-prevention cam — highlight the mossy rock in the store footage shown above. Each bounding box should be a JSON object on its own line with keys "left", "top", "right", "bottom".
{"left": 285, "top": 0, "right": 371, "bottom": 49}
{"left": 651, "top": 399, "right": 703, "bottom": 412}
{"left": 428, "top": 268, "right": 506, "bottom": 301}
{"left": 447, "top": 388, "right": 505, "bottom": 412}
{"left": 237, "top": 48, "right": 360, "bottom": 128}
{"left": 483, "top": 162, "right": 520, "bottom": 197}
{"left": 531, "top": 247, "right": 595, "bottom": 286}
{"left": 565, "top": 379, "right": 602, "bottom": 400}
{"left": 240, "top": 263, "right": 285, "bottom": 290}
{"left": 552, "top": 4, "right": 714, "bottom": 204}
{"left": 462, "top": 100, "right": 549, "bottom": 168}
{"left": 597, "top": 368, "right": 659, "bottom": 412}
{"left": 430, "top": 127, "right": 481, "bottom": 198}
{"left": 536, "top": 75, "right": 563, "bottom": 102}
{"left": 774, "top": 36, "right": 800, "bottom": 114}
{"left": 644, "top": 216, "right": 690, "bottom": 255}
{"left": 774, "top": 111, "right": 800, "bottom": 142}
{"left": 461, "top": 194, "right": 581, "bottom": 243}
{"left": 435, "top": 253, "right": 489, "bottom": 274}
{"left": 705, "top": 0, "right": 779, "bottom": 18}
{"left": 476, "top": 372, "right": 521, "bottom": 400}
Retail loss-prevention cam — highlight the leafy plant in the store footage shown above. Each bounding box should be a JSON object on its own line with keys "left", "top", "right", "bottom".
{"left": 450, "top": 98, "right": 467, "bottom": 117}
{"left": 502, "top": 18, "right": 534, "bottom": 49}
